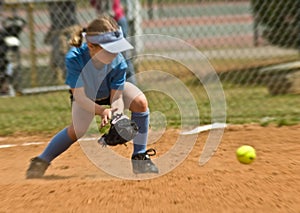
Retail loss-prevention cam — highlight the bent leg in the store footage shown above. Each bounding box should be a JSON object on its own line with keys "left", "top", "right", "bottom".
{"left": 123, "top": 82, "right": 147, "bottom": 112}
{"left": 123, "top": 82, "right": 149, "bottom": 154}
{"left": 39, "top": 101, "right": 94, "bottom": 163}
{"left": 123, "top": 83, "right": 159, "bottom": 173}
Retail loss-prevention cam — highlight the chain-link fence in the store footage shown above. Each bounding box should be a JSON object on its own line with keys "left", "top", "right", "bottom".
{"left": 0, "top": 0, "right": 299, "bottom": 135}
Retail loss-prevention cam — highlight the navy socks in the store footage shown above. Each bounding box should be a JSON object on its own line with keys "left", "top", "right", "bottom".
{"left": 131, "top": 109, "right": 149, "bottom": 155}
{"left": 39, "top": 128, "right": 76, "bottom": 163}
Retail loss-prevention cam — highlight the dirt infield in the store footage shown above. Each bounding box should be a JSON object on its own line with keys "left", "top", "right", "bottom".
{"left": 0, "top": 124, "right": 299, "bottom": 213}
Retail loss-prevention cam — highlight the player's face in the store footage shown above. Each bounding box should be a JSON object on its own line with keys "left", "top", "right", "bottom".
{"left": 88, "top": 43, "right": 117, "bottom": 64}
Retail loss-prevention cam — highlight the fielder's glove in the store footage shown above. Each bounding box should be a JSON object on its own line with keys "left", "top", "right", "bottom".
{"left": 98, "top": 113, "right": 139, "bottom": 147}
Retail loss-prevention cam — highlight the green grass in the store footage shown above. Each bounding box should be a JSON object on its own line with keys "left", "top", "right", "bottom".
{"left": 1, "top": 57, "right": 300, "bottom": 136}
{"left": 0, "top": 81, "right": 299, "bottom": 136}
{"left": 223, "top": 84, "right": 300, "bottom": 125}
{"left": 0, "top": 91, "right": 71, "bottom": 136}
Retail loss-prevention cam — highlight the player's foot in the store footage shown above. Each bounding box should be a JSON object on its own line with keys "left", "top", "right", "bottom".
{"left": 131, "top": 148, "right": 159, "bottom": 174}
{"left": 26, "top": 157, "right": 50, "bottom": 179}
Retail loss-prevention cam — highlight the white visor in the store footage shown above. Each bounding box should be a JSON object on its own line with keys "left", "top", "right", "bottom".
{"left": 85, "top": 27, "right": 134, "bottom": 53}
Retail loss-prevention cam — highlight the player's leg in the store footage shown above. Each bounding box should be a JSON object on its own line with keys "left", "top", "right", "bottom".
{"left": 39, "top": 101, "right": 94, "bottom": 161}
{"left": 123, "top": 82, "right": 159, "bottom": 174}
{"left": 26, "top": 102, "right": 94, "bottom": 178}
{"left": 123, "top": 82, "right": 148, "bottom": 153}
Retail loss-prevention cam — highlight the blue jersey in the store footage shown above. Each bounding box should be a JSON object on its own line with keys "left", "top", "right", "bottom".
{"left": 65, "top": 43, "right": 127, "bottom": 100}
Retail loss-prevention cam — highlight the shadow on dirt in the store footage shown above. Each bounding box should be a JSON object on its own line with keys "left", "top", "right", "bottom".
{"left": 41, "top": 175, "right": 75, "bottom": 180}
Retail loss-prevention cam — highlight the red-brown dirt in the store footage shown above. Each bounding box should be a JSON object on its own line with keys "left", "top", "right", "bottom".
{"left": 0, "top": 124, "right": 299, "bottom": 213}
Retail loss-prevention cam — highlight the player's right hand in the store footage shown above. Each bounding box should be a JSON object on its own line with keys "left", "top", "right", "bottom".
{"left": 100, "top": 108, "right": 117, "bottom": 127}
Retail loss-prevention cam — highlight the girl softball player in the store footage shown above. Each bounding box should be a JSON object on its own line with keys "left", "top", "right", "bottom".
{"left": 26, "top": 15, "right": 158, "bottom": 179}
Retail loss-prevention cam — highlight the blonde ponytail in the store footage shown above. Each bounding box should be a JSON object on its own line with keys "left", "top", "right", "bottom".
{"left": 69, "top": 27, "right": 86, "bottom": 47}
{"left": 69, "top": 15, "right": 119, "bottom": 47}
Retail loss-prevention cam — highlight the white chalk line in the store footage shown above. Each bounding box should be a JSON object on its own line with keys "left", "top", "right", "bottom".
{"left": 180, "top": 123, "right": 227, "bottom": 135}
{"left": 0, "top": 123, "right": 227, "bottom": 149}
{"left": 0, "top": 137, "right": 98, "bottom": 149}
{"left": 0, "top": 122, "right": 227, "bottom": 149}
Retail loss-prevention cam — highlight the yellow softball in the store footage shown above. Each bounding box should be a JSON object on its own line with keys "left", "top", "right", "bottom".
{"left": 236, "top": 145, "right": 256, "bottom": 164}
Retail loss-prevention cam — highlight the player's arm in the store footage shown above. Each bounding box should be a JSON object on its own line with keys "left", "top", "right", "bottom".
{"left": 110, "top": 89, "right": 124, "bottom": 115}
{"left": 109, "top": 56, "right": 127, "bottom": 115}
{"left": 72, "top": 87, "right": 116, "bottom": 127}
{"left": 107, "top": 54, "right": 127, "bottom": 117}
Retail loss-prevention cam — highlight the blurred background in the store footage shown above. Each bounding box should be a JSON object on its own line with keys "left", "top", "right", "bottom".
{"left": 0, "top": 0, "right": 299, "bottom": 136}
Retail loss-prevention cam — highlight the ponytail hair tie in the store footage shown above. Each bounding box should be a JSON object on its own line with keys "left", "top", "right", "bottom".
{"left": 81, "top": 28, "right": 87, "bottom": 37}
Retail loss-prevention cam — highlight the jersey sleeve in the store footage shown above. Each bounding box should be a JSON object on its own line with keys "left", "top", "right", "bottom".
{"left": 65, "top": 52, "right": 84, "bottom": 88}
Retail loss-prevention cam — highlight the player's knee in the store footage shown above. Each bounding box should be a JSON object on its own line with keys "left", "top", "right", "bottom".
{"left": 68, "top": 125, "right": 86, "bottom": 140}
{"left": 74, "top": 130, "right": 86, "bottom": 139}
{"left": 131, "top": 94, "right": 148, "bottom": 112}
